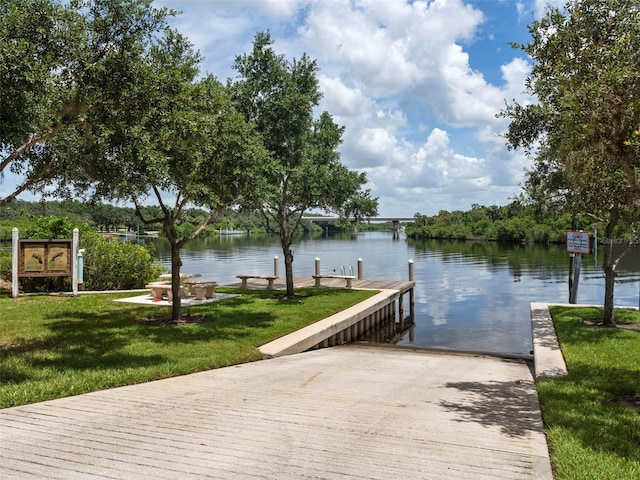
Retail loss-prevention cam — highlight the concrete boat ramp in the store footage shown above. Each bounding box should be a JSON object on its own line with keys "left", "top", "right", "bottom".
{"left": 0, "top": 346, "right": 552, "bottom": 479}
{"left": 1, "top": 280, "right": 559, "bottom": 479}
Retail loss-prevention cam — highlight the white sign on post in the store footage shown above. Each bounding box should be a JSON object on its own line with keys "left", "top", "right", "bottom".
{"left": 566, "top": 230, "right": 590, "bottom": 254}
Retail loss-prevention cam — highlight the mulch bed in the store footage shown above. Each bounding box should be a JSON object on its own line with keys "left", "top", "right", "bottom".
{"left": 581, "top": 319, "right": 640, "bottom": 332}
{"left": 615, "top": 395, "right": 640, "bottom": 414}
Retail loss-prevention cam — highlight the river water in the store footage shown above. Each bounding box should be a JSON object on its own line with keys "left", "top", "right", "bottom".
{"left": 152, "top": 232, "right": 639, "bottom": 358}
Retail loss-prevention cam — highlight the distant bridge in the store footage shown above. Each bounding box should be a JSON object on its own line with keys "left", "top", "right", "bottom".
{"left": 302, "top": 216, "right": 415, "bottom": 237}
{"left": 301, "top": 216, "right": 414, "bottom": 223}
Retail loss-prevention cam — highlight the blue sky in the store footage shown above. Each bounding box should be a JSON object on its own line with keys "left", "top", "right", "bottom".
{"left": 2, "top": 0, "right": 566, "bottom": 216}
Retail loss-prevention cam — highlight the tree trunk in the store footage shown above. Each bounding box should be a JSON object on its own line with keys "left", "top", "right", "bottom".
{"left": 163, "top": 215, "right": 183, "bottom": 322}
{"left": 283, "top": 245, "right": 295, "bottom": 298}
{"left": 170, "top": 240, "right": 183, "bottom": 321}
{"left": 602, "top": 224, "right": 616, "bottom": 327}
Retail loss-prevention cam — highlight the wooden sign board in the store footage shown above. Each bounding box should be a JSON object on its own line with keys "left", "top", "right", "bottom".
{"left": 566, "top": 230, "right": 590, "bottom": 254}
{"left": 18, "top": 239, "right": 72, "bottom": 277}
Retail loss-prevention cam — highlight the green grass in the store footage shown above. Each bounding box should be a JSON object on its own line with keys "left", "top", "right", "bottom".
{"left": 539, "top": 306, "right": 640, "bottom": 480}
{"left": 0, "top": 287, "right": 378, "bottom": 408}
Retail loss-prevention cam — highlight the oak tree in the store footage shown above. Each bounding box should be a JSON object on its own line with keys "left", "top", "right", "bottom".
{"left": 0, "top": 0, "right": 173, "bottom": 205}
{"left": 502, "top": 0, "right": 640, "bottom": 326}
{"left": 230, "top": 32, "right": 378, "bottom": 297}
{"left": 1, "top": 1, "right": 269, "bottom": 319}
{"left": 76, "top": 31, "right": 269, "bottom": 321}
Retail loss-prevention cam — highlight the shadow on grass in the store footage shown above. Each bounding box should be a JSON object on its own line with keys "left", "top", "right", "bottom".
{"left": 541, "top": 307, "right": 640, "bottom": 463}
{"left": 441, "top": 366, "right": 542, "bottom": 438}
{"left": 1, "top": 305, "right": 169, "bottom": 381}
{"left": 538, "top": 366, "right": 640, "bottom": 463}
{"left": 1, "top": 298, "right": 276, "bottom": 384}
{"left": 1, "top": 288, "right": 369, "bottom": 390}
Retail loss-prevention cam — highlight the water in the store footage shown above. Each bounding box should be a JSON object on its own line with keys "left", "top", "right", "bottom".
{"left": 150, "top": 232, "right": 640, "bottom": 357}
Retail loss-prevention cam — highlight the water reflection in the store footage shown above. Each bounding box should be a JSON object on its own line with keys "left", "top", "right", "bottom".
{"left": 149, "top": 232, "right": 639, "bottom": 357}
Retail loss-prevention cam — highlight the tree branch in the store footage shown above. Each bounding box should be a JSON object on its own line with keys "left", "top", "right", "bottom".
{"left": 132, "top": 196, "right": 164, "bottom": 225}
{"left": 0, "top": 162, "right": 55, "bottom": 207}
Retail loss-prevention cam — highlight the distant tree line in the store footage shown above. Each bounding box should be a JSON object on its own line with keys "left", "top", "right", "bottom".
{"left": 405, "top": 200, "right": 627, "bottom": 244}
{"left": 1, "top": 200, "right": 388, "bottom": 243}
{"left": 0, "top": 200, "right": 269, "bottom": 242}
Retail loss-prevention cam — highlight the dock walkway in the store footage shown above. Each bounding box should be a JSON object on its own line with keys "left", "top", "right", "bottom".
{"left": 227, "top": 276, "right": 415, "bottom": 293}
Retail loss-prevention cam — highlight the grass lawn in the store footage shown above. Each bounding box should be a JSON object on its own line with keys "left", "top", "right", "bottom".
{"left": 540, "top": 306, "right": 640, "bottom": 480}
{"left": 0, "top": 287, "right": 378, "bottom": 409}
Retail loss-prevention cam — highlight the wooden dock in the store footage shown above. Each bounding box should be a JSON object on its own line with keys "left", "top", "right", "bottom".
{"left": 226, "top": 276, "right": 415, "bottom": 294}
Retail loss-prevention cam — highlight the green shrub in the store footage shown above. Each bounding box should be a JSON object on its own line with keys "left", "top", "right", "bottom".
{"left": 0, "top": 251, "right": 11, "bottom": 284}
{"left": 81, "top": 233, "right": 165, "bottom": 290}
{"left": 24, "top": 216, "right": 88, "bottom": 239}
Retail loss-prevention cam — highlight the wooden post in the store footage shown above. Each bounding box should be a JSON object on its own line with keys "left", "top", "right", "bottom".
{"left": 409, "top": 287, "right": 415, "bottom": 321}
{"left": 408, "top": 259, "right": 414, "bottom": 281}
{"left": 357, "top": 258, "right": 363, "bottom": 280}
{"left": 273, "top": 255, "right": 279, "bottom": 278}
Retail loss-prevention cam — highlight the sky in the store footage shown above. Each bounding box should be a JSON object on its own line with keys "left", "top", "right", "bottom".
{"left": 1, "top": 0, "right": 567, "bottom": 217}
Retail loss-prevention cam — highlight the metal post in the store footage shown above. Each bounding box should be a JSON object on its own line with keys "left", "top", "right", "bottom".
{"left": 273, "top": 255, "right": 279, "bottom": 278}
{"left": 357, "top": 258, "right": 363, "bottom": 280}
{"left": 11, "top": 228, "right": 19, "bottom": 298}
{"left": 408, "top": 259, "right": 414, "bottom": 282}
{"left": 569, "top": 254, "right": 582, "bottom": 304}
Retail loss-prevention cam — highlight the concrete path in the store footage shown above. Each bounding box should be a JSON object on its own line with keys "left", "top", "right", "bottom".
{"left": 0, "top": 346, "right": 551, "bottom": 479}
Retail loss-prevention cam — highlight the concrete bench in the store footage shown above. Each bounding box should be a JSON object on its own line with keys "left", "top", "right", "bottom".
{"left": 236, "top": 275, "right": 278, "bottom": 289}
{"left": 146, "top": 282, "right": 187, "bottom": 301}
{"left": 185, "top": 281, "right": 218, "bottom": 300}
{"left": 312, "top": 275, "right": 355, "bottom": 288}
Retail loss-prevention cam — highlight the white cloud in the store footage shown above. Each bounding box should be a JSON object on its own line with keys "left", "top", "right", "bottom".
{"left": 534, "top": 0, "right": 567, "bottom": 18}
{"left": 4, "top": 0, "right": 539, "bottom": 216}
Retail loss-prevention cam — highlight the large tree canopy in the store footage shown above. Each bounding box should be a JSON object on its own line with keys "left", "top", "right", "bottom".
{"left": 231, "top": 32, "right": 378, "bottom": 297}
{"left": 0, "top": 0, "right": 173, "bottom": 205}
{"left": 501, "top": 0, "right": 640, "bottom": 326}
{"left": 1, "top": 0, "right": 270, "bottom": 319}
{"left": 71, "top": 28, "right": 269, "bottom": 321}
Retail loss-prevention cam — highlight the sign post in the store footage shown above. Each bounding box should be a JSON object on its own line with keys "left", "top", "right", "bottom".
{"left": 566, "top": 230, "right": 591, "bottom": 303}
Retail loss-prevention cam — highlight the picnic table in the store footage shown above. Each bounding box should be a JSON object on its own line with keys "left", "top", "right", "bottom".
{"left": 147, "top": 273, "right": 207, "bottom": 300}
